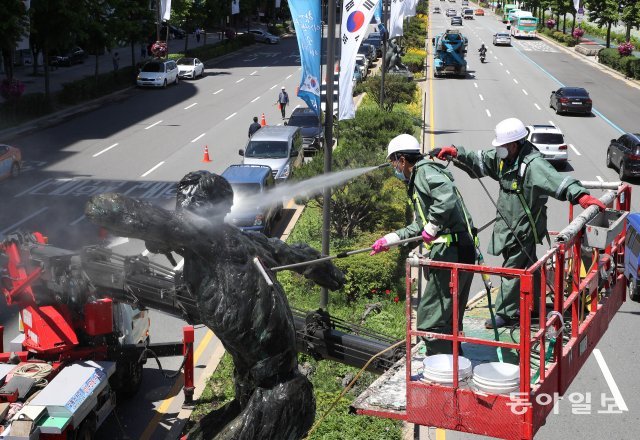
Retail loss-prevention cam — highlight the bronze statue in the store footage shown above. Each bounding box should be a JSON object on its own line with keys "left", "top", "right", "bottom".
{"left": 85, "top": 171, "right": 345, "bottom": 440}
{"left": 385, "top": 38, "right": 408, "bottom": 72}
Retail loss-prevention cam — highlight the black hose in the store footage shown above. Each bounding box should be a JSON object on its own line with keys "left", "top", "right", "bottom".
{"left": 138, "top": 347, "right": 188, "bottom": 380}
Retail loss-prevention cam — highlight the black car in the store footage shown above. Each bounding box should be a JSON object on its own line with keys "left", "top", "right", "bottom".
{"left": 607, "top": 133, "right": 640, "bottom": 180}
{"left": 364, "top": 36, "right": 383, "bottom": 57}
{"left": 286, "top": 107, "right": 323, "bottom": 154}
{"left": 49, "top": 46, "right": 86, "bottom": 67}
{"left": 358, "top": 43, "right": 377, "bottom": 62}
{"left": 160, "top": 24, "right": 186, "bottom": 39}
{"left": 549, "top": 87, "right": 592, "bottom": 115}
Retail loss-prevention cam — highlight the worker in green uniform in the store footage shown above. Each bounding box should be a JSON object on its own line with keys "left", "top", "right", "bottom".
{"left": 370, "top": 134, "right": 477, "bottom": 355}
{"left": 434, "top": 118, "right": 605, "bottom": 328}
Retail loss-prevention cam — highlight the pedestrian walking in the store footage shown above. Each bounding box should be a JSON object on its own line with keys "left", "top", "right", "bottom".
{"left": 371, "top": 134, "right": 477, "bottom": 355}
{"left": 276, "top": 86, "right": 289, "bottom": 119}
{"left": 112, "top": 52, "right": 120, "bottom": 72}
{"left": 433, "top": 117, "right": 605, "bottom": 329}
{"left": 248, "top": 116, "right": 262, "bottom": 138}
{"left": 195, "top": 27, "right": 201, "bottom": 43}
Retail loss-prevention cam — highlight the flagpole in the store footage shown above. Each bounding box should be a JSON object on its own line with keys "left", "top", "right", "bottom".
{"left": 321, "top": 0, "right": 337, "bottom": 310}
{"left": 380, "top": 0, "right": 387, "bottom": 109}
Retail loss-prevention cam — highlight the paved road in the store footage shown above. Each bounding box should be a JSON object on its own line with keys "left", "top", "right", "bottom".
{"left": 0, "top": 35, "right": 311, "bottom": 439}
{"left": 425, "top": 3, "right": 639, "bottom": 440}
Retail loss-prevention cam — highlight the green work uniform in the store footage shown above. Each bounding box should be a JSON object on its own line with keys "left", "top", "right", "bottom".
{"left": 455, "top": 141, "right": 588, "bottom": 319}
{"left": 394, "top": 159, "right": 476, "bottom": 355}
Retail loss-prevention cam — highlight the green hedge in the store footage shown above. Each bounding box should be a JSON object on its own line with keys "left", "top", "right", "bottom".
{"left": 185, "top": 33, "right": 254, "bottom": 59}
{"left": 402, "top": 51, "right": 426, "bottom": 73}
{"left": 598, "top": 47, "right": 640, "bottom": 79}
{"left": 58, "top": 66, "right": 137, "bottom": 105}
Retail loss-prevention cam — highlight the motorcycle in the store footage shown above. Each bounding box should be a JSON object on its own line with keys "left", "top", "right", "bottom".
{"left": 479, "top": 52, "right": 486, "bottom": 63}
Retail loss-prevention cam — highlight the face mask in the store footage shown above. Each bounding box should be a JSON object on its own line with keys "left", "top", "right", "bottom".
{"left": 496, "top": 146, "right": 509, "bottom": 159}
{"left": 394, "top": 169, "right": 407, "bottom": 181}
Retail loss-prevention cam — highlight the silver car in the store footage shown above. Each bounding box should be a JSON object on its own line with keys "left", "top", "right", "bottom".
{"left": 238, "top": 126, "right": 303, "bottom": 182}
{"left": 248, "top": 29, "right": 280, "bottom": 44}
{"left": 136, "top": 60, "right": 179, "bottom": 88}
{"left": 493, "top": 32, "right": 512, "bottom": 46}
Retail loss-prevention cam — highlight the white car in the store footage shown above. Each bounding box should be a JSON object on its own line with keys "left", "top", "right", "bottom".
{"left": 136, "top": 60, "right": 179, "bottom": 88}
{"left": 177, "top": 57, "right": 205, "bottom": 79}
{"left": 248, "top": 29, "right": 280, "bottom": 44}
{"left": 355, "top": 54, "right": 369, "bottom": 78}
{"left": 527, "top": 124, "right": 568, "bottom": 167}
{"left": 493, "top": 32, "right": 512, "bottom": 46}
{"left": 446, "top": 8, "right": 456, "bottom": 17}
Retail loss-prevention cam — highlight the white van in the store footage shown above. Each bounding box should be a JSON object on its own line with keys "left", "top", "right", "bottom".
{"left": 137, "top": 59, "right": 179, "bottom": 88}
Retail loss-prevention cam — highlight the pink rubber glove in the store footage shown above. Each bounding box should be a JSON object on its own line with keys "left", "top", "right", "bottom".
{"left": 577, "top": 194, "right": 606, "bottom": 211}
{"left": 422, "top": 230, "right": 436, "bottom": 244}
{"left": 370, "top": 238, "right": 390, "bottom": 255}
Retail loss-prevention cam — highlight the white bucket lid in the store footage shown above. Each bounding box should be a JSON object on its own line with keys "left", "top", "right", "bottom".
{"left": 472, "top": 378, "right": 520, "bottom": 394}
{"left": 422, "top": 368, "right": 471, "bottom": 384}
{"left": 423, "top": 354, "right": 472, "bottom": 374}
{"left": 472, "top": 374, "right": 519, "bottom": 388}
{"left": 473, "top": 362, "right": 520, "bottom": 383}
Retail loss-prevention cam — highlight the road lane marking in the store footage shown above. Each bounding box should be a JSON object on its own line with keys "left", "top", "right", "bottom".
{"left": 213, "top": 88, "right": 223, "bottom": 94}
{"left": 506, "top": 69, "right": 511, "bottom": 74}
{"left": 236, "top": 78, "right": 245, "bottom": 83}
{"left": 569, "top": 144, "right": 581, "bottom": 156}
{"left": 286, "top": 74, "right": 293, "bottom": 79}
{"left": 270, "top": 84, "right": 278, "bottom": 89}
{"left": 534, "top": 103, "right": 541, "bottom": 110}
{"left": 596, "top": 175, "right": 604, "bottom": 182}
{"left": 513, "top": 78, "right": 518, "bottom": 84}
{"left": 225, "top": 112, "right": 237, "bottom": 120}
{"left": 14, "top": 178, "right": 54, "bottom": 198}
{"left": 593, "top": 349, "right": 628, "bottom": 411}
{"left": 494, "top": 55, "right": 497, "bottom": 59}
{"left": 486, "top": 109, "right": 491, "bottom": 117}
{"left": 140, "top": 329, "right": 215, "bottom": 440}
{"left": 251, "top": 96, "right": 260, "bottom": 102}
{"left": 473, "top": 82, "right": 478, "bottom": 88}
{"left": 141, "top": 161, "right": 165, "bottom": 177}
{"left": 184, "top": 103, "right": 198, "bottom": 110}
{"left": 261, "top": 66, "right": 267, "bottom": 69}
{"left": 479, "top": 94, "right": 484, "bottom": 101}
{"left": 145, "top": 120, "right": 163, "bottom": 130}
{"left": 522, "top": 89, "right": 528, "bottom": 95}
{"left": 250, "top": 70, "right": 257, "bottom": 75}
{"left": 70, "top": 215, "right": 85, "bottom": 226}
{"left": 93, "top": 143, "right": 119, "bottom": 157}
{"left": 191, "top": 133, "right": 206, "bottom": 143}
{"left": 1, "top": 207, "right": 49, "bottom": 235}
{"left": 499, "top": 62, "right": 503, "bottom": 66}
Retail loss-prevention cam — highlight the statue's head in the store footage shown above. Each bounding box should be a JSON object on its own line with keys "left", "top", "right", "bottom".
{"left": 176, "top": 171, "right": 234, "bottom": 222}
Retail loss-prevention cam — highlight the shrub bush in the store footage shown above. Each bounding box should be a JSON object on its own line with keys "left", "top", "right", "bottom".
{"left": 598, "top": 48, "right": 621, "bottom": 69}
{"left": 628, "top": 57, "right": 640, "bottom": 79}
{"left": 402, "top": 48, "right": 426, "bottom": 73}
{"left": 58, "top": 66, "right": 136, "bottom": 105}
{"left": 185, "top": 33, "right": 253, "bottom": 59}
{"left": 360, "top": 75, "right": 417, "bottom": 111}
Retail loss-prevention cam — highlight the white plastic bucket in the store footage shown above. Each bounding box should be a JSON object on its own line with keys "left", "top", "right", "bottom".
{"left": 473, "top": 362, "right": 520, "bottom": 383}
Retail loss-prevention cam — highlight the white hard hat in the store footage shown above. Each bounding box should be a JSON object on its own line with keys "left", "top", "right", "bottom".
{"left": 387, "top": 134, "right": 421, "bottom": 159}
{"left": 492, "top": 118, "right": 528, "bottom": 146}
{"left": 281, "top": 86, "right": 285, "bottom": 89}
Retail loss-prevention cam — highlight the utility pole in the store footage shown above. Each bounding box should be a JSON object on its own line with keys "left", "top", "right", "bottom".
{"left": 320, "top": 0, "right": 337, "bottom": 310}
{"left": 379, "top": 0, "right": 388, "bottom": 109}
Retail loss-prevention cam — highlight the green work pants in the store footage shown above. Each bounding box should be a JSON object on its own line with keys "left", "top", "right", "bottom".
{"left": 417, "top": 237, "right": 475, "bottom": 355}
{"left": 495, "top": 240, "right": 540, "bottom": 320}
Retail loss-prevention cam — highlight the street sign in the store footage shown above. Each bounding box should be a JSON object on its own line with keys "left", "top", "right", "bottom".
{"left": 576, "top": 7, "right": 585, "bottom": 24}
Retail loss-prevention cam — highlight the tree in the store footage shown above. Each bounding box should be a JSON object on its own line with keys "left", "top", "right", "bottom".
{"left": 0, "top": 0, "right": 28, "bottom": 81}
{"left": 586, "top": 0, "right": 620, "bottom": 47}
{"left": 620, "top": 0, "right": 640, "bottom": 42}
{"left": 109, "top": 0, "right": 154, "bottom": 78}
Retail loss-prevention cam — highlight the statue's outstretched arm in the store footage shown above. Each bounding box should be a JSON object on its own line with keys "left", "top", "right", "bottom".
{"left": 85, "top": 193, "right": 202, "bottom": 251}
{"left": 258, "top": 235, "right": 346, "bottom": 291}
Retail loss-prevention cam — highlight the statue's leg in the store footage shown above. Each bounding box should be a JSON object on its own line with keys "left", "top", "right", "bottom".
{"left": 213, "top": 371, "right": 315, "bottom": 440}
{"left": 185, "top": 399, "right": 241, "bottom": 440}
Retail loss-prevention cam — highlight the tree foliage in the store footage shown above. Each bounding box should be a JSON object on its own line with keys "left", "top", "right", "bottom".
{"left": 0, "top": 0, "right": 28, "bottom": 80}
{"left": 586, "top": 0, "right": 620, "bottom": 47}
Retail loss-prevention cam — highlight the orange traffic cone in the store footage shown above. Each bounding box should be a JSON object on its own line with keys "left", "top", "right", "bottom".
{"left": 202, "top": 145, "right": 212, "bottom": 163}
{"left": 260, "top": 113, "right": 267, "bottom": 127}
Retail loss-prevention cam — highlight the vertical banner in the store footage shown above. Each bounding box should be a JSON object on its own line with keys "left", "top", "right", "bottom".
{"left": 339, "top": 0, "right": 380, "bottom": 120}
{"left": 389, "top": 0, "right": 406, "bottom": 38}
{"left": 231, "top": 0, "right": 240, "bottom": 15}
{"left": 404, "top": 0, "right": 417, "bottom": 18}
{"left": 289, "top": 0, "right": 322, "bottom": 116}
{"left": 374, "top": 0, "right": 382, "bottom": 24}
{"left": 16, "top": 0, "right": 31, "bottom": 51}
{"left": 276, "top": 0, "right": 281, "bottom": 8}
{"left": 573, "top": 0, "right": 580, "bottom": 12}
{"left": 160, "top": 0, "right": 172, "bottom": 20}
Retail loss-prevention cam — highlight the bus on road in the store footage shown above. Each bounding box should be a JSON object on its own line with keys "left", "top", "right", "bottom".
{"left": 502, "top": 4, "right": 517, "bottom": 23}
{"left": 509, "top": 11, "right": 538, "bottom": 38}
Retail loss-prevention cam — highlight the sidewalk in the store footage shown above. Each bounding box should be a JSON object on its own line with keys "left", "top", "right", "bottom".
{"left": 7, "top": 33, "right": 221, "bottom": 98}
{"left": 576, "top": 32, "right": 640, "bottom": 58}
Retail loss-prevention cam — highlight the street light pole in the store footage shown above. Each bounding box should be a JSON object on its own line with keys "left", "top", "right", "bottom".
{"left": 320, "top": 0, "right": 337, "bottom": 310}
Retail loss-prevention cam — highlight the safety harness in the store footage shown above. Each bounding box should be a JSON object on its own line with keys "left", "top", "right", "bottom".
{"left": 498, "top": 152, "right": 550, "bottom": 246}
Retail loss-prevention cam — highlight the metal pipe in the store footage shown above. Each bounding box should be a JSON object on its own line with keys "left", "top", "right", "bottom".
{"left": 579, "top": 181, "right": 622, "bottom": 190}
{"left": 321, "top": 0, "right": 338, "bottom": 309}
{"left": 555, "top": 191, "right": 618, "bottom": 244}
